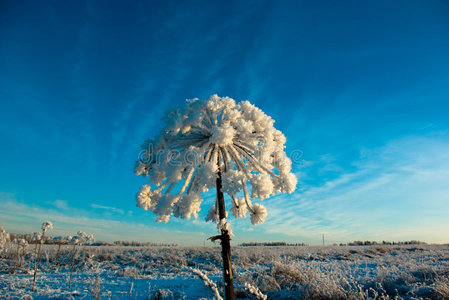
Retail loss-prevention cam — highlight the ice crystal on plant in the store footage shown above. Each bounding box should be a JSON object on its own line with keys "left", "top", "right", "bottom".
{"left": 134, "top": 95, "right": 297, "bottom": 225}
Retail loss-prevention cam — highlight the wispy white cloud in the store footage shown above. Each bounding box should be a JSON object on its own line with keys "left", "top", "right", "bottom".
{"left": 91, "top": 203, "right": 124, "bottom": 214}
{"left": 263, "top": 134, "right": 449, "bottom": 244}
{"left": 0, "top": 196, "right": 207, "bottom": 245}
{"left": 53, "top": 199, "right": 69, "bottom": 211}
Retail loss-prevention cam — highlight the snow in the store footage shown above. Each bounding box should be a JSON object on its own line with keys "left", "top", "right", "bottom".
{"left": 1, "top": 243, "right": 448, "bottom": 299}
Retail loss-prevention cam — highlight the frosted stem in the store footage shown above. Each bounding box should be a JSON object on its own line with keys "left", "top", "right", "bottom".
{"left": 165, "top": 183, "right": 175, "bottom": 195}
{"left": 205, "top": 144, "right": 215, "bottom": 162}
{"left": 231, "top": 194, "right": 239, "bottom": 208}
{"left": 210, "top": 145, "right": 218, "bottom": 163}
{"left": 233, "top": 144, "right": 279, "bottom": 179}
{"left": 186, "top": 171, "right": 198, "bottom": 195}
{"left": 191, "top": 126, "right": 212, "bottom": 136}
{"left": 177, "top": 168, "right": 195, "bottom": 196}
{"left": 219, "top": 109, "right": 226, "bottom": 124}
{"left": 226, "top": 145, "right": 250, "bottom": 177}
{"left": 233, "top": 140, "right": 256, "bottom": 154}
{"left": 219, "top": 146, "right": 229, "bottom": 172}
{"left": 155, "top": 180, "right": 170, "bottom": 194}
{"left": 242, "top": 180, "right": 255, "bottom": 214}
{"left": 203, "top": 108, "right": 214, "bottom": 128}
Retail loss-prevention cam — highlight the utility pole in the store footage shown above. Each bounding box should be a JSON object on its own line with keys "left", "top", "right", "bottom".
{"left": 322, "top": 234, "right": 325, "bottom": 246}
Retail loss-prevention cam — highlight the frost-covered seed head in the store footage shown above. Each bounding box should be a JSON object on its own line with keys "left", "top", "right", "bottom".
{"left": 250, "top": 203, "right": 268, "bottom": 225}
{"left": 32, "top": 232, "right": 42, "bottom": 242}
{"left": 230, "top": 198, "right": 248, "bottom": 219}
{"left": 72, "top": 231, "right": 95, "bottom": 245}
{"left": 134, "top": 95, "right": 297, "bottom": 225}
{"left": 209, "top": 123, "right": 235, "bottom": 146}
{"left": 42, "top": 221, "right": 53, "bottom": 232}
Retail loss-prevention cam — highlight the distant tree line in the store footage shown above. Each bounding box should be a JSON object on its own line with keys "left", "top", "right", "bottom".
{"left": 4, "top": 232, "right": 177, "bottom": 247}
{"left": 341, "top": 240, "right": 426, "bottom": 246}
{"left": 7, "top": 233, "right": 53, "bottom": 244}
{"left": 111, "top": 240, "right": 178, "bottom": 247}
{"left": 238, "top": 240, "right": 427, "bottom": 247}
{"left": 239, "top": 242, "right": 308, "bottom": 247}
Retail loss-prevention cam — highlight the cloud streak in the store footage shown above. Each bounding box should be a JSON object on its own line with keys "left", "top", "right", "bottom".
{"left": 91, "top": 203, "right": 124, "bottom": 214}
{"left": 0, "top": 195, "right": 207, "bottom": 245}
{"left": 264, "top": 134, "right": 449, "bottom": 244}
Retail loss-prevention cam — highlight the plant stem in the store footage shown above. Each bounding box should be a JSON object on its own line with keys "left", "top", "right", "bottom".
{"left": 69, "top": 244, "right": 77, "bottom": 289}
{"left": 55, "top": 244, "right": 61, "bottom": 265}
{"left": 32, "top": 231, "right": 45, "bottom": 291}
{"left": 216, "top": 156, "right": 234, "bottom": 300}
{"left": 129, "top": 281, "right": 133, "bottom": 300}
{"left": 11, "top": 243, "right": 19, "bottom": 274}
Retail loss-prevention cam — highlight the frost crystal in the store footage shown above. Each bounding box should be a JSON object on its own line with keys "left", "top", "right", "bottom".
{"left": 135, "top": 95, "right": 297, "bottom": 225}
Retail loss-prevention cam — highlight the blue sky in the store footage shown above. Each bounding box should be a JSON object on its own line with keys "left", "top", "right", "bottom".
{"left": 1, "top": 1, "right": 449, "bottom": 245}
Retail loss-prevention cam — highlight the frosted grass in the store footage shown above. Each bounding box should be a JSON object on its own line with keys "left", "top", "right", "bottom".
{"left": 1, "top": 243, "right": 448, "bottom": 299}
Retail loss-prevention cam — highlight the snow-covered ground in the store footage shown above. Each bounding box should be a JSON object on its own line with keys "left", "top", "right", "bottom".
{"left": 1, "top": 243, "right": 448, "bottom": 299}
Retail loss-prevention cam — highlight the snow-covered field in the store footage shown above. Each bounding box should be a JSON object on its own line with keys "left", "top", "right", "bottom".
{"left": 1, "top": 243, "right": 449, "bottom": 299}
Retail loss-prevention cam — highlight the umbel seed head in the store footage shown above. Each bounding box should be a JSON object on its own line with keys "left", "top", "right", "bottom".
{"left": 134, "top": 95, "right": 297, "bottom": 225}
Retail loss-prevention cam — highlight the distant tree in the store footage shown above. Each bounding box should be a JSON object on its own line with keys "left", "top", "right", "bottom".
{"left": 134, "top": 95, "right": 297, "bottom": 299}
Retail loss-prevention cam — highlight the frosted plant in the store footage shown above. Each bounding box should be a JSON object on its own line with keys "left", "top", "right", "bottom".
{"left": 42, "top": 221, "right": 53, "bottom": 232}
{"left": 73, "top": 231, "right": 95, "bottom": 245}
{"left": 134, "top": 95, "right": 297, "bottom": 299}
{"left": 53, "top": 235, "right": 72, "bottom": 265}
{"left": 69, "top": 231, "right": 95, "bottom": 288}
{"left": 244, "top": 282, "right": 267, "bottom": 300}
{"left": 191, "top": 267, "right": 223, "bottom": 300}
{"left": 32, "top": 232, "right": 42, "bottom": 243}
{"left": 134, "top": 94, "right": 297, "bottom": 225}
{"left": 12, "top": 238, "right": 28, "bottom": 273}
{"left": 0, "top": 226, "right": 8, "bottom": 251}
{"left": 33, "top": 221, "right": 53, "bottom": 290}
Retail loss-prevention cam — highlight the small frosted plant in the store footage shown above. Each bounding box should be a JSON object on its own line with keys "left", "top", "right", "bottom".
{"left": 32, "top": 221, "right": 52, "bottom": 290}
{"left": 134, "top": 95, "right": 297, "bottom": 299}
{"left": 31, "top": 232, "right": 42, "bottom": 266}
{"left": 53, "top": 235, "right": 71, "bottom": 265}
{"left": 0, "top": 226, "right": 8, "bottom": 253}
{"left": 191, "top": 267, "right": 223, "bottom": 300}
{"left": 69, "top": 231, "right": 94, "bottom": 288}
{"left": 244, "top": 282, "right": 267, "bottom": 300}
{"left": 11, "top": 238, "right": 28, "bottom": 273}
